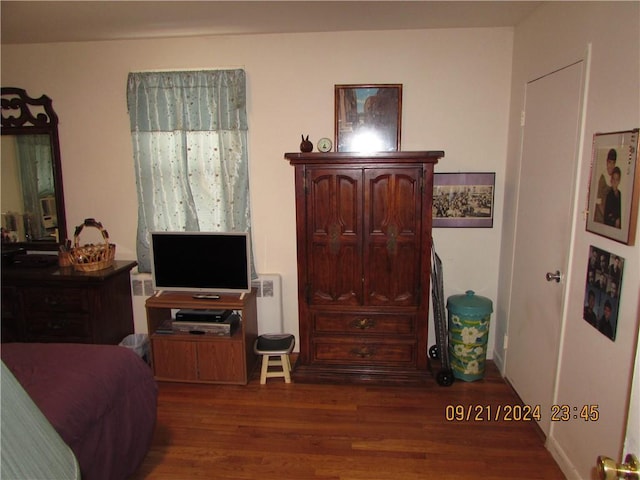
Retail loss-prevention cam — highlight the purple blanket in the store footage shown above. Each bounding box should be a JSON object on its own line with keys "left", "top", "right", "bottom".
{"left": 2, "top": 342, "right": 157, "bottom": 480}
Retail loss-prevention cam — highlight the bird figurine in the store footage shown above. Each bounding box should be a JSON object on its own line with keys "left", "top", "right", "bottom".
{"left": 300, "top": 134, "right": 313, "bottom": 153}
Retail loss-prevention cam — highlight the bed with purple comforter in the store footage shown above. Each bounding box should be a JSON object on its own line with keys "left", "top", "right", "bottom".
{"left": 1, "top": 342, "right": 158, "bottom": 480}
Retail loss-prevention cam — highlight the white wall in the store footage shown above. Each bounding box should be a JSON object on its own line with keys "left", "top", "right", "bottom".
{"left": 499, "top": 2, "right": 640, "bottom": 478}
{"left": 1, "top": 27, "right": 513, "bottom": 351}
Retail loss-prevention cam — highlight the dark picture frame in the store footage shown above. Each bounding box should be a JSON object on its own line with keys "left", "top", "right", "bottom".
{"left": 334, "top": 84, "right": 402, "bottom": 153}
{"left": 586, "top": 129, "right": 639, "bottom": 245}
{"left": 432, "top": 173, "right": 496, "bottom": 228}
{"left": 582, "top": 245, "right": 624, "bottom": 341}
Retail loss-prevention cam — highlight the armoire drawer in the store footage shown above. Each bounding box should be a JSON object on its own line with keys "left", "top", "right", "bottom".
{"left": 313, "top": 311, "right": 416, "bottom": 335}
{"left": 312, "top": 338, "right": 417, "bottom": 365}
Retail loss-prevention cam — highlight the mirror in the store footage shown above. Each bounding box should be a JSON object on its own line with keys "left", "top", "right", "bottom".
{"left": 1, "top": 87, "right": 67, "bottom": 251}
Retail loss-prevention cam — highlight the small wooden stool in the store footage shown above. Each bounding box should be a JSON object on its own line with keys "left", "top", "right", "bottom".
{"left": 254, "top": 334, "right": 295, "bottom": 384}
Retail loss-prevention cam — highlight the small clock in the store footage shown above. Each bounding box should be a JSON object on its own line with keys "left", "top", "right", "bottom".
{"left": 317, "top": 137, "right": 333, "bottom": 153}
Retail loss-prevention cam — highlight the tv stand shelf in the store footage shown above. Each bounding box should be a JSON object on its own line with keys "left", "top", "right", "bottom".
{"left": 145, "top": 290, "right": 258, "bottom": 385}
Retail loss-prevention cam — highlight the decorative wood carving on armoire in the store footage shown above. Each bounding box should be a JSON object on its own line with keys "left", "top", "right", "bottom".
{"left": 285, "top": 151, "right": 444, "bottom": 384}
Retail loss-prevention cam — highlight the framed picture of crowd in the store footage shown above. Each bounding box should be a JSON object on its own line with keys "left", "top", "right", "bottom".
{"left": 582, "top": 245, "right": 624, "bottom": 341}
{"left": 586, "top": 129, "right": 639, "bottom": 245}
{"left": 432, "top": 172, "right": 495, "bottom": 227}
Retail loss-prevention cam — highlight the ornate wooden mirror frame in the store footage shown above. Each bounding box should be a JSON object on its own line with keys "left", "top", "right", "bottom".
{"left": 1, "top": 87, "right": 67, "bottom": 251}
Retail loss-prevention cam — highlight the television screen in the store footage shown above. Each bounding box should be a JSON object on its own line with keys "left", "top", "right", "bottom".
{"left": 150, "top": 231, "right": 251, "bottom": 294}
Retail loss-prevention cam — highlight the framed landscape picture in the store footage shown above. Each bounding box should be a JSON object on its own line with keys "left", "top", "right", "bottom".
{"left": 432, "top": 173, "right": 496, "bottom": 228}
{"left": 586, "top": 129, "right": 639, "bottom": 245}
{"left": 334, "top": 84, "right": 402, "bottom": 153}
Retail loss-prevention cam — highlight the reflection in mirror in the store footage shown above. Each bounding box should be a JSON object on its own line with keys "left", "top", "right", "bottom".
{"left": 1, "top": 134, "right": 57, "bottom": 241}
{"left": 1, "top": 88, "right": 67, "bottom": 251}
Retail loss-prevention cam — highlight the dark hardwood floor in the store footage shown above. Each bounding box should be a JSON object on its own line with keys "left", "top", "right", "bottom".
{"left": 131, "top": 360, "right": 565, "bottom": 479}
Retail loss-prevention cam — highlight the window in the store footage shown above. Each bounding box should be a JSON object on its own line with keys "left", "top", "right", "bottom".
{"left": 127, "top": 70, "right": 252, "bottom": 273}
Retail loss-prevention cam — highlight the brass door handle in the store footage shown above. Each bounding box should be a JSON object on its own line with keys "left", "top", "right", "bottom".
{"left": 597, "top": 454, "right": 639, "bottom": 480}
{"left": 545, "top": 270, "right": 562, "bottom": 282}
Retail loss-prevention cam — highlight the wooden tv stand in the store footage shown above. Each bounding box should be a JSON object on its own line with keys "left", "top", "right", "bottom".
{"left": 145, "top": 290, "right": 258, "bottom": 385}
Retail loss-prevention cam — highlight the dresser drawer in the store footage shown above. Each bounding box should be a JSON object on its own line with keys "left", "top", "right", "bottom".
{"left": 312, "top": 338, "right": 416, "bottom": 366}
{"left": 22, "top": 287, "right": 91, "bottom": 341}
{"left": 23, "top": 287, "right": 89, "bottom": 315}
{"left": 313, "top": 311, "right": 416, "bottom": 335}
{"left": 25, "top": 314, "right": 91, "bottom": 341}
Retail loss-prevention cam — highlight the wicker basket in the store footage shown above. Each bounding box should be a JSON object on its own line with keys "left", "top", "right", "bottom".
{"left": 69, "top": 218, "right": 116, "bottom": 272}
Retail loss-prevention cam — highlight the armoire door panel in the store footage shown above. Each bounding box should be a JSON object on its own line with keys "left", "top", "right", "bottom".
{"left": 366, "top": 171, "right": 392, "bottom": 235}
{"left": 309, "top": 242, "right": 360, "bottom": 304}
{"left": 364, "top": 168, "right": 422, "bottom": 306}
{"left": 367, "top": 243, "right": 420, "bottom": 305}
{"left": 395, "top": 171, "right": 422, "bottom": 232}
{"left": 307, "top": 168, "right": 363, "bottom": 306}
{"left": 366, "top": 168, "right": 421, "bottom": 235}
{"left": 308, "top": 169, "right": 360, "bottom": 235}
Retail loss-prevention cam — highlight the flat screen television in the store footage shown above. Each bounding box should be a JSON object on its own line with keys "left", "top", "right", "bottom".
{"left": 150, "top": 231, "right": 251, "bottom": 294}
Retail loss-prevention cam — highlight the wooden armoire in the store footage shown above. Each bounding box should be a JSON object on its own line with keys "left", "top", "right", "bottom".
{"left": 285, "top": 151, "right": 444, "bottom": 384}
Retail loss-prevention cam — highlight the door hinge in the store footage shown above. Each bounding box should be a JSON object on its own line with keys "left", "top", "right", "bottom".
{"left": 520, "top": 110, "right": 526, "bottom": 127}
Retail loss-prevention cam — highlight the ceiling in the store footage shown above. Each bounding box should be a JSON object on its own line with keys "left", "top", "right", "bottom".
{"left": 1, "top": 1, "right": 542, "bottom": 45}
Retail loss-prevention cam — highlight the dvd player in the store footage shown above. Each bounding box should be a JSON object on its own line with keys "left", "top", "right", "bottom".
{"left": 172, "top": 313, "right": 240, "bottom": 337}
{"left": 175, "top": 309, "right": 233, "bottom": 323}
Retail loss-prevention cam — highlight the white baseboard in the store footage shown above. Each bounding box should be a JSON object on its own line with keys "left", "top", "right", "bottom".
{"left": 492, "top": 348, "right": 506, "bottom": 375}
{"left": 546, "top": 435, "right": 583, "bottom": 480}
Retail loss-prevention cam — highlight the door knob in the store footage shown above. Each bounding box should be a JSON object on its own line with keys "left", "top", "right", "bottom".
{"left": 597, "top": 454, "right": 639, "bottom": 480}
{"left": 545, "top": 270, "right": 562, "bottom": 282}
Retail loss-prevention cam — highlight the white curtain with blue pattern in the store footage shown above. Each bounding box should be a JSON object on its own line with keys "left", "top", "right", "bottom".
{"left": 126, "top": 70, "right": 252, "bottom": 273}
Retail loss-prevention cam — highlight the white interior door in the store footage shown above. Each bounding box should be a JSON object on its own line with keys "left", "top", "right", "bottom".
{"left": 593, "top": 345, "right": 639, "bottom": 478}
{"left": 623, "top": 342, "right": 639, "bottom": 462}
{"left": 505, "top": 62, "right": 584, "bottom": 436}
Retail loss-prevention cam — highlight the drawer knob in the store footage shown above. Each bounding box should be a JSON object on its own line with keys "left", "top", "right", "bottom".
{"left": 44, "top": 296, "right": 60, "bottom": 306}
{"left": 350, "top": 346, "right": 375, "bottom": 358}
{"left": 47, "top": 319, "right": 69, "bottom": 330}
{"left": 351, "top": 318, "right": 376, "bottom": 330}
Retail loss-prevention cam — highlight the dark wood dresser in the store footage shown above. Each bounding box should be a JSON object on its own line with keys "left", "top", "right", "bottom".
{"left": 285, "top": 151, "right": 444, "bottom": 385}
{"left": 2, "top": 259, "right": 137, "bottom": 344}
